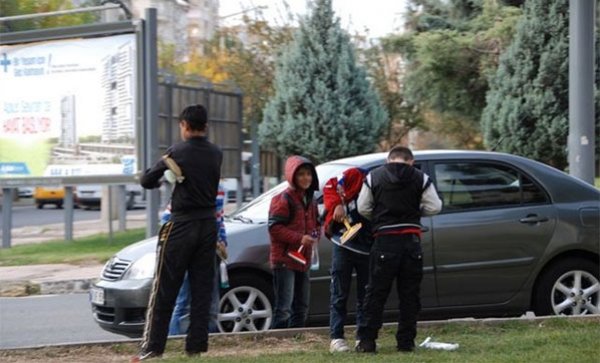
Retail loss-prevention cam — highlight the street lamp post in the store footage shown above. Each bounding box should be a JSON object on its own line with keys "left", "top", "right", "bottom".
{"left": 568, "top": 0, "right": 596, "bottom": 184}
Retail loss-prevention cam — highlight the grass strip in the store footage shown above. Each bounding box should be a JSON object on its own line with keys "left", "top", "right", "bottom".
{"left": 0, "top": 228, "right": 146, "bottom": 266}
{"left": 1, "top": 317, "right": 598, "bottom": 362}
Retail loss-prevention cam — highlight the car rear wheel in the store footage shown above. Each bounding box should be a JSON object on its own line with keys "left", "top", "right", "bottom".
{"left": 217, "top": 274, "right": 273, "bottom": 333}
{"left": 533, "top": 258, "right": 600, "bottom": 316}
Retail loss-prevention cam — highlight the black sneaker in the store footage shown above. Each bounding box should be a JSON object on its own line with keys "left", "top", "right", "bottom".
{"left": 355, "top": 340, "right": 377, "bottom": 353}
{"left": 130, "top": 350, "right": 162, "bottom": 362}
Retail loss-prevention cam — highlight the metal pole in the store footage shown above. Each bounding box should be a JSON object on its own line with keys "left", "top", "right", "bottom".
{"left": 1, "top": 188, "right": 13, "bottom": 248}
{"left": 64, "top": 186, "right": 74, "bottom": 241}
{"left": 117, "top": 185, "right": 126, "bottom": 231}
{"left": 251, "top": 118, "right": 261, "bottom": 198}
{"left": 237, "top": 93, "right": 244, "bottom": 208}
{"left": 0, "top": 4, "right": 121, "bottom": 22}
{"left": 568, "top": 0, "right": 596, "bottom": 184}
{"left": 145, "top": 8, "right": 160, "bottom": 237}
{"left": 108, "top": 186, "right": 113, "bottom": 243}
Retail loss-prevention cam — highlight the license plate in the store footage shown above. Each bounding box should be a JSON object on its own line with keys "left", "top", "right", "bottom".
{"left": 90, "top": 287, "right": 105, "bottom": 305}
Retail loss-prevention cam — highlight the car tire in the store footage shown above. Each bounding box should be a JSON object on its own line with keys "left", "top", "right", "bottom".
{"left": 217, "top": 273, "right": 274, "bottom": 333}
{"left": 36, "top": 203, "right": 43, "bottom": 209}
{"left": 56, "top": 202, "right": 63, "bottom": 209}
{"left": 533, "top": 258, "right": 600, "bottom": 316}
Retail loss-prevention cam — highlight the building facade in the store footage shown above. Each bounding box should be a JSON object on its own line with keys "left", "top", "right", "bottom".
{"left": 103, "top": 0, "right": 219, "bottom": 59}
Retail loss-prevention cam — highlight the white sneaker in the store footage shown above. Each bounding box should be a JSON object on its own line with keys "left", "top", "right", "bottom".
{"left": 354, "top": 340, "right": 360, "bottom": 349}
{"left": 330, "top": 338, "right": 351, "bottom": 353}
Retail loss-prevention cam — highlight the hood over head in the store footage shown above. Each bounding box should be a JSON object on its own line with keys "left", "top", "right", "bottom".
{"left": 382, "top": 162, "right": 420, "bottom": 187}
{"left": 339, "top": 167, "right": 367, "bottom": 201}
{"left": 284, "top": 155, "right": 319, "bottom": 193}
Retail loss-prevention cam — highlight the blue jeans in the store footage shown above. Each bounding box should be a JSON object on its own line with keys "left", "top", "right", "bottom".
{"left": 168, "top": 260, "right": 220, "bottom": 335}
{"left": 329, "top": 243, "right": 370, "bottom": 339}
{"left": 271, "top": 266, "right": 310, "bottom": 329}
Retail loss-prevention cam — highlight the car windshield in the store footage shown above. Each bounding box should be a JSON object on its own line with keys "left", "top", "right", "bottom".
{"left": 228, "top": 163, "right": 354, "bottom": 223}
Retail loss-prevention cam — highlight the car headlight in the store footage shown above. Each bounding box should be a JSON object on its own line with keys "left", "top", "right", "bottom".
{"left": 122, "top": 252, "right": 156, "bottom": 280}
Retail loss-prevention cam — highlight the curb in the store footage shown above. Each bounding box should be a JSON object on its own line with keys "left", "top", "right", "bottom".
{"left": 0, "top": 278, "right": 98, "bottom": 297}
{"left": 0, "top": 280, "right": 41, "bottom": 297}
{"left": 38, "top": 278, "right": 99, "bottom": 295}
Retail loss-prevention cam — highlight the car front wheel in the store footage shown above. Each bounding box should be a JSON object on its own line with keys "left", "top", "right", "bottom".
{"left": 217, "top": 274, "right": 273, "bottom": 333}
{"left": 533, "top": 258, "right": 600, "bottom": 316}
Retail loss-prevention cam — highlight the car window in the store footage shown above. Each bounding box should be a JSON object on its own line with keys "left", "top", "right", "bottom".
{"left": 433, "top": 162, "right": 547, "bottom": 211}
{"left": 521, "top": 174, "right": 548, "bottom": 204}
{"left": 229, "top": 163, "right": 353, "bottom": 222}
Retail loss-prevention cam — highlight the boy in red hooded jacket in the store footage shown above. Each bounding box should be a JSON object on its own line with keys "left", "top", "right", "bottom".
{"left": 268, "top": 155, "right": 320, "bottom": 329}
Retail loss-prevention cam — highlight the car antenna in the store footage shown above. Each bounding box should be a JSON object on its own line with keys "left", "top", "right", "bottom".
{"left": 490, "top": 136, "right": 504, "bottom": 152}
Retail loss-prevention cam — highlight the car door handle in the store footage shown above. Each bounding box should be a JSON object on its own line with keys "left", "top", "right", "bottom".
{"left": 421, "top": 226, "right": 430, "bottom": 233}
{"left": 519, "top": 215, "right": 549, "bottom": 224}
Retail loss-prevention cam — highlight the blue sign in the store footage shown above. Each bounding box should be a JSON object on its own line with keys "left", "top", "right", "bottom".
{"left": 0, "top": 162, "right": 30, "bottom": 175}
{"left": 0, "top": 53, "right": 10, "bottom": 73}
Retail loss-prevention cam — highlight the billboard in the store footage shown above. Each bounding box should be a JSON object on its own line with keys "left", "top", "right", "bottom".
{"left": 0, "top": 33, "right": 137, "bottom": 180}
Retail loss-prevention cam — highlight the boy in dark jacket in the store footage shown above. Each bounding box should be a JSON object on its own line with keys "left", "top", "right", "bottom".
{"left": 268, "top": 155, "right": 320, "bottom": 329}
{"left": 132, "top": 104, "right": 222, "bottom": 362}
{"left": 323, "top": 167, "right": 372, "bottom": 352}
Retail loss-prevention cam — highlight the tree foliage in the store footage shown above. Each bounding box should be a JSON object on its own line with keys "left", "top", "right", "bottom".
{"left": 384, "top": 0, "right": 521, "bottom": 148}
{"left": 259, "top": 0, "right": 388, "bottom": 164}
{"left": 0, "top": 0, "right": 97, "bottom": 32}
{"left": 359, "top": 39, "right": 424, "bottom": 149}
{"left": 482, "top": 0, "right": 599, "bottom": 169}
{"left": 159, "top": 19, "right": 294, "bottom": 131}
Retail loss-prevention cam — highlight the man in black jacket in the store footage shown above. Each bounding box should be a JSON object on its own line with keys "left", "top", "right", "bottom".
{"left": 132, "top": 104, "right": 222, "bottom": 362}
{"left": 355, "top": 146, "right": 442, "bottom": 354}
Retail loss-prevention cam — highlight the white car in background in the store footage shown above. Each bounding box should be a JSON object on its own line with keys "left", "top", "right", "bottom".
{"left": 17, "top": 187, "right": 34, "bottom": 198}
{"left": 77, "top": 184, "right": 145, "bottom": 210}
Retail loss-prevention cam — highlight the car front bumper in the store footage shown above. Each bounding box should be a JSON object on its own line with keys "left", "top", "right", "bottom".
{"left": 90, "top": 278, "right": 152, "bottom": 337}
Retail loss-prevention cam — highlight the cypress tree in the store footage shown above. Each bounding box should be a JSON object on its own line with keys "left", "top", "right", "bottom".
{"left": 481, "top": 0, "right": 599, "bottom": 169}
{"left": 259, "top": 0, "right": 388, "bottom": 164}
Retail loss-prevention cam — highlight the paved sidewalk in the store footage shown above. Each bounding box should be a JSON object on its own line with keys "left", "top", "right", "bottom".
{"left": 0, "top": 263, "right": 104, "bottom": 297}
{"left": 1, "top": 213, "right": 147, "bottom": 297}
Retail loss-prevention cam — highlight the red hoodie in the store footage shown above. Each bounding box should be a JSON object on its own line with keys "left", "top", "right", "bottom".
{"left": 323, "top": 167, "right": 366, "bottom": 237}
{"left": 268, "top": 155, "right": 320, "bottom": 272}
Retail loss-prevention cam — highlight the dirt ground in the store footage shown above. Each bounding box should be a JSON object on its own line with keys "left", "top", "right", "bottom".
{"left": 0, "top": 332, "right": 329, "bottom": 363}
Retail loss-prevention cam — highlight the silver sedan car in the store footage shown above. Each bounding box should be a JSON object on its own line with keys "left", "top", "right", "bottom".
{"left": 90, "top": 150, "right": 600, "bottom": 337}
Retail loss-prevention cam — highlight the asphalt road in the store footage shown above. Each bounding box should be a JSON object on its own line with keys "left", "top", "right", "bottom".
{"left": 9, "top": 199, "right": 145, "bottom": 228}
{"left": 0, "top": 293, "right": 134, "bottom": 349}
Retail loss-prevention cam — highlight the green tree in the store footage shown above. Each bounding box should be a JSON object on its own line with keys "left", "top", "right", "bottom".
{"left": 0, "top": 0, "right": 97, "bottom": 33}
{"left": 482, "top": 0, "right": 599, "bottom": 169}
{"left": 359, "top": 39, "right": 424, "bottom": 149}
{"left": 385, "top": 0, "right": 521, "bottom": 148}
{"left": 259, "top": 0, "right": 388, "bottom": 164}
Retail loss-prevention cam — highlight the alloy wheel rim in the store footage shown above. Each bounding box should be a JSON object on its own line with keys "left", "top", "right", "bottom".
{"left": 218, "top": 286, "right": 272, "bottom": 332}
{"left": 551, "top": 270, "right": 600, "bottom": 315}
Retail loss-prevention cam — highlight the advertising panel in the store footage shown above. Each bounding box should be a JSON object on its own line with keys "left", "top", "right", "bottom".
{"left": 0, "top": 33, "right": 137, "bottom": 180}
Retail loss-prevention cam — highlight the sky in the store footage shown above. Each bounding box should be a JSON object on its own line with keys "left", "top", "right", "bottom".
{"left": 219, "top": 0, "right": 407, "bottom": 38}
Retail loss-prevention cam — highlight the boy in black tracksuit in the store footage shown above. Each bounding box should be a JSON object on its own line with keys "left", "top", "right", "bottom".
{"left": 133, "top": 104, "right": 222, "bottom": 362}
{"left": 356, "top": 146, "right": 442, "bottom": 353}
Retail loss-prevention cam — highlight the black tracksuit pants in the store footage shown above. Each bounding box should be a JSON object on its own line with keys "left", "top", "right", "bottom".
{"left": 141, "top": 218, "right": 217, "bottom": 354}
{"left": 357, "top": 233, "right": 423, "bottom": 349}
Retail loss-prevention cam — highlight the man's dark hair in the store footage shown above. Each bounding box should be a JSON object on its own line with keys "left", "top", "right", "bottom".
{"left": 388, "top": 146, "right": 414, "bottom": 161}
{"left": 179, "top": 104, "right": 208, "bottom": 131}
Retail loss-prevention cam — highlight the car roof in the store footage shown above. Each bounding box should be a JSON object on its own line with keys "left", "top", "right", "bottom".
{"left": 323, "top": 150, "right": 522, "bottom": 165}
{"left": 324, "top": 150, "right": 599, "bottom": 202}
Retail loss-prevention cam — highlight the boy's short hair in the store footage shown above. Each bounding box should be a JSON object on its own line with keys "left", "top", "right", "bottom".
{"left": 388, "top": 146, "right": 414, "bottom": 161}
{"left": 179, "top": 104, "right": 208, "bottom": 131}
